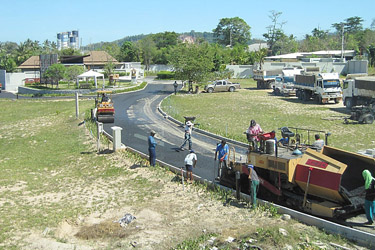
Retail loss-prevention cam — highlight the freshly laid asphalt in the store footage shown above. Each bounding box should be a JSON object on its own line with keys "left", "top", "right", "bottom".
{"left": 106, "top": 77, "right": 248, "bottom": 181}
{"left": 0, "top": 79, "right": 248, "bottom": 181}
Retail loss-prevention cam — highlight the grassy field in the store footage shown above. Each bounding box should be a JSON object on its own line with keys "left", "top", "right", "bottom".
{"left": 162, "top": 79, "right": 375, "bottom": 153}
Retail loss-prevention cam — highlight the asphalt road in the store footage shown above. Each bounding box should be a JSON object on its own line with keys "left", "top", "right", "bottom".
{"left": 106, "top": 77, "right": 248, "bottom": 181}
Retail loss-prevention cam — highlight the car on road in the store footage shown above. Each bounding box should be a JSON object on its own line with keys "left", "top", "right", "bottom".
{"left": 204, "top": 80, "right": 241, "bottom": 93}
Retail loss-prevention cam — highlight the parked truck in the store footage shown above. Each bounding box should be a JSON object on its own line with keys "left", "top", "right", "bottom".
{"left": 343, "top": 76, "right": 375, "bottom": 109}
{"left": 272, "top": 67, "right": 303, "bottom": 96}
{"left": 253, "top": 69, "right": 282, "bottom": 89}
{"left": 204, "top": 79, "right": 241, "bottom": 93}
{"left": 294, "top": 72, "right": 342, "bottom": 104}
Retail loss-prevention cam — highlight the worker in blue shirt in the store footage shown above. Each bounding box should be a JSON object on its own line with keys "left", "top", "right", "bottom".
{"left": 214, "top": 140, "right": 229, "bottom": 181}
{"left": 148, "top": 131, "right": 157, "bottom": 167}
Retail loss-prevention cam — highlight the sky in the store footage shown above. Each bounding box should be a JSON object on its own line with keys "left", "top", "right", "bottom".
{"left": 1, "top": 0, "right": 374, "bottom": 46}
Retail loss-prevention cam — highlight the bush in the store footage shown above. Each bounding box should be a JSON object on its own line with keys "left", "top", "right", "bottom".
{"left": 157, "top": 71, "right": 175, "bottom": 79}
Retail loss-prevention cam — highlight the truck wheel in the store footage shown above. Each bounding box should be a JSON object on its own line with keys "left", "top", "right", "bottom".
{"left": 274, "top": 88, "right": 281, "bottom": 96}
{"left": 318, "top": 96, "right": 322, "bottom": 104}
{"left": 363, "top": 115, "right": 374, "bottom": 124}
{"left": 302, "top": 92, "right": 309, "bottom": 102}
{"left": 207, "top": 88, "right": 213, "bottom": 93}
{"left": 229, "top": 87, "right": 235, "bottom": 92}
{"left": 345, "top": 98, "right": 353, "bottom": 109}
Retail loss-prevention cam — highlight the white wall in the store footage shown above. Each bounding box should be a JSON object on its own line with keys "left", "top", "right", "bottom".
{"left": 0, "top": 71, "right": 26, "bottom": 92}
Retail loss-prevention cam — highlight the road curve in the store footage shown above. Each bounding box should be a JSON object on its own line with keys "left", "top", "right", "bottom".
{"left": 106, "top": 77, "right": 247, "bottom": 181}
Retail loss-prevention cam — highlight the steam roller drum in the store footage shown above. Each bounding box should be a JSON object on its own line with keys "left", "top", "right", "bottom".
{"left": 97, "top": 115, "right": 114, "bottom": 123}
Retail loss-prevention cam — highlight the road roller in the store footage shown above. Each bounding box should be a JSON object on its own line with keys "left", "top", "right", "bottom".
{"left": 95, "top": 91, "right": 115, "bottom": 123}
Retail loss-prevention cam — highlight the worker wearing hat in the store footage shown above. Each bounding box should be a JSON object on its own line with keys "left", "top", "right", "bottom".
{"left": 179, "top": 120, "right": 194, "bottom": 151}
{"left": 184, "top": 150, "right": 197, "bottom": 184}
{"left": 214, "top": 140, "right": 229, "bottom": 181}
{"left": 248, "top": 164, "right": 260, "bottom": 207}
{"left": 148, "top": 131, "right": 157, "bottom": 167}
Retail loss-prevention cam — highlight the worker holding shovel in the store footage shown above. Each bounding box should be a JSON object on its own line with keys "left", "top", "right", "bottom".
{"left": 214, "top": 140, "right": 229, "bottom": 181}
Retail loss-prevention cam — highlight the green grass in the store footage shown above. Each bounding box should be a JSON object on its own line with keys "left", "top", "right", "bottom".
{"left": 27, "top": 80, "right": 134, "bottom": 90}
{"left": 162, "top": 79, "right": 375, "bottom": 153}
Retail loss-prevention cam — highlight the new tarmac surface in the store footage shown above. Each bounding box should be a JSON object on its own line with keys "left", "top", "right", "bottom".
{"left": 105, "top": 77, "right": 248, "bottom": 181}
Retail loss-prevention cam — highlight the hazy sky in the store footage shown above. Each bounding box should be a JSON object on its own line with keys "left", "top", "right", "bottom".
{"left": 1, "top": 0, "right": 374, "bottom": 45}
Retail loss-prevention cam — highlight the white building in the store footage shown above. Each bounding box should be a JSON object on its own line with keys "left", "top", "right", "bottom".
{"left": 57, "top": 30, "right": 79, "bottom": 50}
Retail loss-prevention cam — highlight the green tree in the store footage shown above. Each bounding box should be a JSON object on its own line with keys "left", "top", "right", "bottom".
{"left": 59, "top": 48, "right": 80, "bottom": 56}
{"left": 254, "top": 48, "right": 268, "bottom": 70}
{"left": 274, "top": 34, "right": 298, "bottom": 55}
{"left": 229, "top": 44, "right": 251, "bottom": 65}
{"left": 169, "top": 43, "right": 214, "bottom": 83}
{"left": 43, "top": 63, "right": 66, "bottom": 88}
{"left": 99, "top": 42, "right": 120, "bottom": 60}
{"left": 368, "top": 44, "right": 375, "bottom": 67}
{"left": 0, "top": 55, "right": 17, "bottom": 72}
{"left": 65, "top": 65, "right": 84, "bottom": 88}
{"left": 210, "top": 43, "right": 231, "bottom": 72}
{"left": 104, "top": 60, "right": 115, "bottom": 85}
{"left": 332, "top": 16, "right": 364, "bottom": 34}
{"left": 119, "top": 41, "right": 139, "bottom": 62}
{"left": 137, "top": 36, "right": 157, "bottom": 70}
{"left": 213, "top": 17, "right": 251, "bottom": 47}
{"left": 263, "top": 11, "right": 286, "bottom": 55}
{"left": 151, "top": 32, "right": 178, "bottom": 49}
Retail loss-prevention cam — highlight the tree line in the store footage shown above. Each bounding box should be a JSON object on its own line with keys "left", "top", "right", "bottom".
{"left": 1, "top": 12, "right": 375, "bottom": 82}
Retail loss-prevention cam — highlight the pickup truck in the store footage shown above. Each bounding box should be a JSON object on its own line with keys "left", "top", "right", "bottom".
{"left": 204, "top": 80, "right": 241, "bottom": 93}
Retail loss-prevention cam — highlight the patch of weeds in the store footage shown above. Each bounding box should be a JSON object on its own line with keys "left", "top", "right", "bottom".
{"left": 173, "top": 232, "right": 217, "bottom": 250}
{"left": 56, "top": 237, "right": 68, "bottom": 243}
{"left": 75, "top": 220, "right": 132, "bottom": 240}
{"left": 255, "top": 226, "right": 282, "bottom": 246}
{"left": 256, "top": 203, "right": 280, "bottom": 217}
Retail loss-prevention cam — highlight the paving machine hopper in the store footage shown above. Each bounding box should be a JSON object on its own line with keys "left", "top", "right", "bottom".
{"left": 220, "top": 129, "right": 375, "bottom": 219}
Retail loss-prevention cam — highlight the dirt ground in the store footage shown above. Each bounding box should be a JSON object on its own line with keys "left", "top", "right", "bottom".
{"left": 7, "top": 124, "right": 368, "bottom": 250}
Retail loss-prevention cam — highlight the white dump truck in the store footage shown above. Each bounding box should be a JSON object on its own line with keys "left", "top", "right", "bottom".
{"left": 294, "top": 72, "right": 342, "bottom": 104}
{"left": 343, "top": 76, "right": 375, "bottom": 109}
{"left": 253, "top": 69, "right": 283, "bottom": 89}
{"left": 272, "top": 67, "right": 303, "bottom": 96}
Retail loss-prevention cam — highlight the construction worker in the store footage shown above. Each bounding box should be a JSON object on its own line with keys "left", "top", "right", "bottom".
{"left": 179, "top": 121, "right": 193, "bottom": 151}
{"left": 173, "top": 81, "right": 178, "bottom": 95}
{"left": 312, "top": 134, "right": 324, "bottom": 151}
{"left": 246, "top": 120, "right": 263, "bottom": 151}
{"left": 214, "top": 140, "right": 229, "bottom": 181}
{"left": 362, "top": 170, "right": 375, "bottom": 225}
{"left": 148, "top": 131, "right": 157, "bottom": 167}
{"left": 184, "top": 150, "right": 197, "bottom": 184}
{"left": 248, "top": 164, "right": 260, "bottom": 207}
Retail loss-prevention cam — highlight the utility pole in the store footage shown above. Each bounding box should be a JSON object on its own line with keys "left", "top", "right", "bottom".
{"left": 229, "top": 26, "right": 233, "bottom": 48}
{"left": 341, "top": 24, "right": 345, "bottom": 60}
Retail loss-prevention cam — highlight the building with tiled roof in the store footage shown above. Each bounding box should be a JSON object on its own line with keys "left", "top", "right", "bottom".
{"left": 18, "top": 56, "right": 41, "bottom": 71}
{"left": 83, "top": 51, "right": 120, "bottom": 70}
{"left": 18, "top": 51, "right": 120, "bottom": 72}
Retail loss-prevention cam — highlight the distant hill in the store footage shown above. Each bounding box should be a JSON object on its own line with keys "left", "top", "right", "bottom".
{"left": 81, "top": 31, "right": 215, "bottom": 50}
{"left": 81, "top": 31, "right": 265, "bottom": 50}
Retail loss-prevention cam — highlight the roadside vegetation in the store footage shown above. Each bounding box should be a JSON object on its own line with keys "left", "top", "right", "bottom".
{"left": 162, "top": 78, "right": 375, "bottom": 153}
{"left": 0, "top": 97, "right": 362, "bottom": 249}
